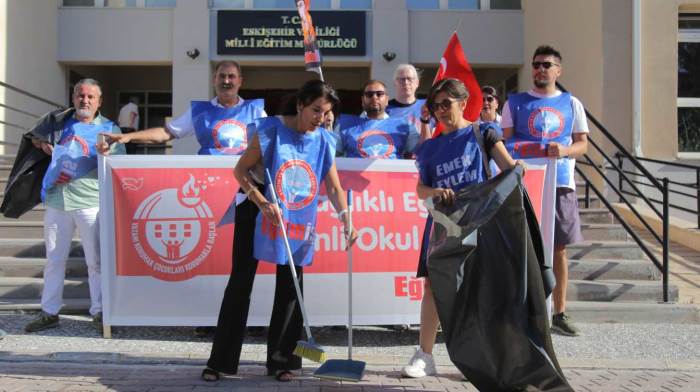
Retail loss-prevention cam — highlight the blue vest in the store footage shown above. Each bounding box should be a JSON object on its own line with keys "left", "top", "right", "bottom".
{"left": 41, "top": 118, "right": 113, "bottom": 201}
{"left": 336, "top": 114, "right": 363, "bottom": 130}
{"left": 339, "top": 117, "right": 411, "bottom": 159}
{"left": 415, "top": 124, "right": 488, "bottom": 191}
{"left": 507, "top": 92, "right": 574, "bottom": 187}
{"left": 386, "top": 99, "right": 428, "bottom": 129}
{"left": 191, "top": 99, "right": 265, "bottom": 155}
{"left": 253, "top": 117, "right": 335, "bottom": 266}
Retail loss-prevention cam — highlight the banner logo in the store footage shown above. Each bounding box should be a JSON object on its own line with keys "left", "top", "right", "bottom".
{"left": 275, "top": 159, "right": 317, "bottom": 210}
{"left": 212, "top": 118, "right": 247, "bottom": 154}
{"left": 357, "top": 129, "right": 395, "bottom": 158}
{"left": 528, "top": 107, "right": 564, "bottom": 139}
{"left": 130, "top": 174, "right": 218, "bottom": 281}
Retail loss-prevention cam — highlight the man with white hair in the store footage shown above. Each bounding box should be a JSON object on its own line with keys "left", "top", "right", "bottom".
{"left": 24, "top": 78, "right": 125, "bottom": 333}
{"left": 387, "top": 64, "right": 432, "bottom": 140}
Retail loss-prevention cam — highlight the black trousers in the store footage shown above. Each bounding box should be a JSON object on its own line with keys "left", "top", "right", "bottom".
{"left": 207, "top": 189, "right": 304, "bottom": 374}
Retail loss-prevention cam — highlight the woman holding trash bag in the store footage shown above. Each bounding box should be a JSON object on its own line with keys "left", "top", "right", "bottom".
{"left": 203, "top": 79, "right": 358, "bottom": 383}
{"left": 402, "top": 78, "right": 520, "bottom": 378}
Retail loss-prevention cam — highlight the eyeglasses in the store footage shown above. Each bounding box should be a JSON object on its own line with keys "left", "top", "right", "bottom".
{"left": 532, "top": 61, "right": 559, "bottom": 70}
{"left": 396, "top": 77, "right": 416, "bottom": 84}
{"left": 429, "top": 99, "right": 457, "bottom": 112}
{"left": 363, "top": 90, "right": 386, "bottom": 98}
{"left": 483, "top": 96, "right": 495, "bottom": 103}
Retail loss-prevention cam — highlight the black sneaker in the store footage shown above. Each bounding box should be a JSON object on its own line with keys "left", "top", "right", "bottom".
{"left": 551, "top": 312, "right": 579, "bottom": 336}
{"left": 194, "top": 326, "right": 215, "bottom": 337}
{"left": 247, "top": 326, "right": 266, "bottom": 337}
{"left": 24, "top": 311, "right": 59, "bottom": 333}
{"left": 92, "top": 312, "right": 103, "bottom": 333}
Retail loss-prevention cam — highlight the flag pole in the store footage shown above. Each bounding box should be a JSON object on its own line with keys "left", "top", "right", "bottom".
{"left": 455, "top": 16, "right": 464, "bottom": 34}
{"left": 318, "top": 67, "right": 325, "bottom": 82}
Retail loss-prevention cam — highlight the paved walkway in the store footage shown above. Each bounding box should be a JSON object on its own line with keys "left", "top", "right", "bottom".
{"left": 1, "top": 313, "right": 699, "bottom": 391}
{"left": 1, "top": 361, "right": 699, "bottom": 391}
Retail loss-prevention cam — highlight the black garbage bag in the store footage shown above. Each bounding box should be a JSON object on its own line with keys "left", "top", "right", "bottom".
{"left": 426, "top": 165, "right": 572, "bottom": 392}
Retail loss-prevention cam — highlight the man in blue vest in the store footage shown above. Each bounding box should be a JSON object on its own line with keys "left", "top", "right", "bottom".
{"left": 387, "top": 64, "right": 433, "bottom": 141}
{"left": 502, "top": 45, "right": 589, "bottom": 337}
{"left": 100, "top": 61, "right": 265, "bottom": 337}
{"left": 336, "top": 80, "right": 419, "bottom": 159}
{"left": 24, "top": 79, "right": 125, "bottom": 333}
{"left": 102, "top": 61, "right": 266, "bottom": 155}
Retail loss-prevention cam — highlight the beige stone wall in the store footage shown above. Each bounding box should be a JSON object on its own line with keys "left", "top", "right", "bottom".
{"left": 0, "top": 0, "right": 65, "bottom": 155}
{"left": 641, "top": 0, "right": 680, "bottom": 158}
{"left": 521, "top": 0, "right": 700, "bottom": 160}
{"left": 521, "top": 0, "right": 605, "bottom": 152}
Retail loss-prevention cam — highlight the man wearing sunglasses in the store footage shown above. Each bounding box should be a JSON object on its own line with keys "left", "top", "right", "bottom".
{"left": 335, "top": 80, "right": 418, "bottom": 159}
{"left": 502, "top": 45, "right": 589, "bottom": 337}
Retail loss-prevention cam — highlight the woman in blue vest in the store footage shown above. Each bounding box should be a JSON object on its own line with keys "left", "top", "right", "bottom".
{"left": 402, "top": 78, "right": 521, "bottom": 378}
{"left": 203, "top": 80, "right": 358, "bottom": 383}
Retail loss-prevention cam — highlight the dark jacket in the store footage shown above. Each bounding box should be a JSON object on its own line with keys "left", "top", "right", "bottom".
{"left": 1, "top": 108, "right": 73, "bottom": 218}
{"left": 427, "top": 166, "right": 571, "bottom": 392}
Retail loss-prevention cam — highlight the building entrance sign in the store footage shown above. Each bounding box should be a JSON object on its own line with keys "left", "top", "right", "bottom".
{"left": 216, "top": 10, "right": 366, "bottom": 56}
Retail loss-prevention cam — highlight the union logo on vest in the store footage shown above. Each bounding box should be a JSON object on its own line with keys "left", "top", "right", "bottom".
{"left": 211, "top": 118, "right": 247, "bottom": 154}
{"left": 357, "top": 129, "right": 395, "bottom": 158}
{"left": 131, "top": 174, "right": 217, "bottom": 281}
{"left": 527, "top": 107, "right": 565, "bottom": 139}
{"left": 60, "top": 135, "right": 91, "bottom": 156}
{"left": 275, "top": 159, "right": 318, "bottom": 210}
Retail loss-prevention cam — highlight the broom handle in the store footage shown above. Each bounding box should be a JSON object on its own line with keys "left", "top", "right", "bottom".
{"left": 265, "top": 170, "right": 315, "bottom": 342}
{"left": 347, "top": 189, "right": 353, "bottom": 360}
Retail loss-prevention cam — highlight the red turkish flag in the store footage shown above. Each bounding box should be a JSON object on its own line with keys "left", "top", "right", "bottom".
{"left": 432, "top": 32, "right": 482, "bottom": 136}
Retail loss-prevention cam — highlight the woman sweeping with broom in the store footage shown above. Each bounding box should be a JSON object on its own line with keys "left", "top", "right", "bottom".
{"left": 202, "top": 79, "right": 357, "bottom": 383}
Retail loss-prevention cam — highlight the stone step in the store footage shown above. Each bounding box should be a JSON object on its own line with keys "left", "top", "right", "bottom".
{"left": 567, "top": 279, "right": 678, "bottom": 302}
{"left": 568, "top": 259, "right": 660, "bottom": 281}
{"left": 0, "top": 298, "right": 91, "bottom": 314}
{"left": 0, "top": 277, "right": 89, "bottom": 300}
{"left": 579, "top": 208, "right": 614, "bottom": 224}
{"left": 0, "top": 239, "right": 83, "bottom": 258}
{"left": 0, "top": 221, "right": 84, "bottom": 239}
{"left": 580, "top": 223, "right": 629, "bottom": 241}
{"left": 566, "top": 241, "right": 646, "bottom": 260}
{"left": 0, "top": 221, "right": 44, "bottom": 239}
{"left": 0, "top": 164, "right": 12, "bottom": 178}
{"left": 577, "top": 195, "right": 601, "bottom": 208}
{"left": 0, "top": 205, "right": 45, "bottom": 221}
{"left": 0, "top": 257, "right": 87, "bottom": 278}
{"left": 566, "top": 301, "right": 700, "bottom": 324}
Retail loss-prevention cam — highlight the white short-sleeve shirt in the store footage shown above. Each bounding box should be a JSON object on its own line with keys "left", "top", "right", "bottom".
{"left": 166, "top": 97, "right": 267, "bottom": 139}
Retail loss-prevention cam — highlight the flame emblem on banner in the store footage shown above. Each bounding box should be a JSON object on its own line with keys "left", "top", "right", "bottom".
{"left": 130, "top": 174, "right": 219, "bottom": 281}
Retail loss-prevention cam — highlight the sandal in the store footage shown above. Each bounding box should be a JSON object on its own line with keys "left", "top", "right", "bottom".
{"left": 201, "top": 367, "right": 220, "bottom": 382}
{"left": 268, "top": 369, "right": 294, "bottom": 382}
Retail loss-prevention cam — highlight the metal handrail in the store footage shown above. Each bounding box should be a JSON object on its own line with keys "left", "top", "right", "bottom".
{"left": 557, "top": 82, "right": 670, "bottom": 302}
{"left": 0, "top": 102, "right": 41, "bottom": 118}
{"left": 0, "top": 81, "right": 64, "bottom": 108}
{"left": 614, "top": 154, "right": 700, "bottom": 228}
{"left": 634, "top": 155, "right": 700, "bottom": 170}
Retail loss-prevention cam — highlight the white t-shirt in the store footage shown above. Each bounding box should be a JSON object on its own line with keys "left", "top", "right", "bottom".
{"left": 117, "top": 102, "right": 139, "bottom": 129}
{"left": 166, "top": 97, "right": 267, "bottom": 139}
{"left": 501, "top": 89, "right": 589, "bottom": 190}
